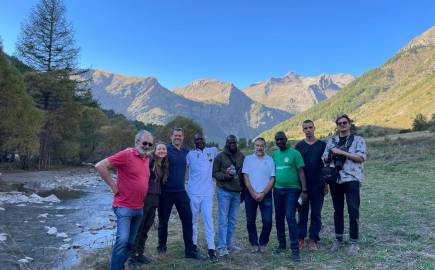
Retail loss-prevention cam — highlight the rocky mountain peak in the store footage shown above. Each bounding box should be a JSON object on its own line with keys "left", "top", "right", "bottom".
{"left": 401, "top": 26, "right": 435, "bottom": 52}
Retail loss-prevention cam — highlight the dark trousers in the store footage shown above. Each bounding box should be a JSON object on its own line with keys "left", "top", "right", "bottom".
{"left": 245, "top": 190, "right": 273, "bottom": 246}
{"left": 329, "top": 181, "right": 360, "bottom": 241}
{"left": 132, "top": 194, "right": 160, "bottom": 256}
{"left": 273, "top": 188, "right": 300, "bottom": 252}
{"left": 297, "top": 186, "right": 324, "bottom": 242}
{"left": 157, "top": 191, "right": 194, "bottom": 255}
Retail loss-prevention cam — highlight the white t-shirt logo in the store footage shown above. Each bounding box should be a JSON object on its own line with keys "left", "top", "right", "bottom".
{"left": 284, "top": 157, "right": 290, "bottom": 163}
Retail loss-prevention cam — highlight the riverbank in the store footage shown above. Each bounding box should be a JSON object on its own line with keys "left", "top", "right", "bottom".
{"left": 0, "top": 167, "right": 115, "bottom": 270}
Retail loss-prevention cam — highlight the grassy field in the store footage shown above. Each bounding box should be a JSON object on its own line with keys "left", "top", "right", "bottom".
{"left": 77, "top": 135, "right": 435, "bottom": 270}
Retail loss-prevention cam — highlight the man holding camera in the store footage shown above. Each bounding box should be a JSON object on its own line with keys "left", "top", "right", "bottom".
{"left": 295, "top": 120, "right": 327, "bottom": 251}
{"left": 322, "top": 114, "right": 366, "bottom": 256}
{"left": 213, "top": 135, "right": 245, "bottom": 257}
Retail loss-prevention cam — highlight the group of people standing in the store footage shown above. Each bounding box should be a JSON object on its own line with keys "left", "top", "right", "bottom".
{"left": 95, "top": 114, "right": 366, "bottom": 270}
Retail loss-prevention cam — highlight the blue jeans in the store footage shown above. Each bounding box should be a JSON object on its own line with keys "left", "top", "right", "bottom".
{"left": 245, "top": 190, "right": 273, "bottom": 246}
{"left": 217, "top": 188, "right": 240, "bottom": 249}
{"left": 273, "top": 188, "right": 300, "bottom": 252}
{"left": 109, "top": 207, "right": 143, "bottom": 270}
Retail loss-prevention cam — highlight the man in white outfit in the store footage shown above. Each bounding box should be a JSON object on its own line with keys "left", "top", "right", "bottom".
{"left": 186, "top": 133, "right": 219, "bottom": 263}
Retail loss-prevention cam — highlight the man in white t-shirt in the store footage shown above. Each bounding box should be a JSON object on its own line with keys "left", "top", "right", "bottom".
{"left": 242, "top": 137, "right": 275, "bottom": 253}
{"left": 186, "top": 133, "right": 219, "bottom": 262}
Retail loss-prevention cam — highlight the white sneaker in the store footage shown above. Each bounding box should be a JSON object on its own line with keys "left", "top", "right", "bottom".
{"left": 218, "top": 248, "right": 229, "bottom": 257}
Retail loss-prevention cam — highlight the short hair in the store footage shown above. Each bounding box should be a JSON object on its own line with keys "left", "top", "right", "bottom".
{"left": 274, "top": 131, "right": 287, "bottom": 138}
{"left": 302, "top": 119, "right": 314, "bottom": 125}
{"left": 171, "top": 127, "right": 184, "bottom": 135}
{"left": 135, "top": 130, "right": 152, "bottom": 144}
{"left": 335, "top": 114, "right": 352, "bottom": 125}
{"left": 254, "top": 137, "right": 266, "bottom": 144}
{"left": 226, "top": 134, "right": 237, "bottom": 142}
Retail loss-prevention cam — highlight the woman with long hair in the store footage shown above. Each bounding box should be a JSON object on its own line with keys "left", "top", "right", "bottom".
{"left": 129, "top": 142, "right": 169, "bottom": 266}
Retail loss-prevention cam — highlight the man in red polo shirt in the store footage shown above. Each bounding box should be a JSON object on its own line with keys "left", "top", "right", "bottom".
{"left": 95, "top": 130, "right": 153, "bottom": 270}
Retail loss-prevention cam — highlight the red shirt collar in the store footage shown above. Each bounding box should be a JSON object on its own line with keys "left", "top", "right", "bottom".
{"left": 130, "top": 148, "right": 148, "bottom": 160}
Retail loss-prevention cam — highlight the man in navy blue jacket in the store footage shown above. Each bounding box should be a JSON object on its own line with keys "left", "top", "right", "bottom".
{"left": 157, "top": 128, "right": 201, "bottom": 259}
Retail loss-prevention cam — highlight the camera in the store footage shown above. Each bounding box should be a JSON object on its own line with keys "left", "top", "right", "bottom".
{"left": 328, "top": 148, "right": 347, "bottom": 171}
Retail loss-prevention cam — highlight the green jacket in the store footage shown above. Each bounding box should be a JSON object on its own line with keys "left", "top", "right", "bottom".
{"left": 213, "top": 146, "right": 245, "bottom": 192}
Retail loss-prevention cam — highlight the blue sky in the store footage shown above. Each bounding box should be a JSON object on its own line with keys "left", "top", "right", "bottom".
{"left": 0, "top": 0, "right": 434, "bottom": 89}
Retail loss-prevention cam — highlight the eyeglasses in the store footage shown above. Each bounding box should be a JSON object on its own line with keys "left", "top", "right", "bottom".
{"left": 142, "top": 142, "right": 153, "bottom": 147}
{"left": 337, "top": 121, "right": 348, "bottom": 126}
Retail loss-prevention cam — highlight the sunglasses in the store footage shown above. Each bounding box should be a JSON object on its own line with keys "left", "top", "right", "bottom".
{"left": 337, "top": 121, "right": 349, "bottom": 126}
{"left": 142, "top": 141, "right": 153, "bottom": 147}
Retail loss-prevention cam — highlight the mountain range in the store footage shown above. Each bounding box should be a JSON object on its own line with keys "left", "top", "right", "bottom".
{"left": 83, "top": 70, "right": 354, "bottom": 144}
{"left": 259, "top": 26, "right": 435, "bottom": 140}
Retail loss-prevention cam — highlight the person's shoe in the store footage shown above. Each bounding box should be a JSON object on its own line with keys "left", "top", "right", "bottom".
{"left": 218, "top": 248, "right": 229, "bottom": 257}
{"left": 157, "top": 245, "right": 167, "bottom": 255}
{"left": 228, "top": 245, "right": 242, "bottom": 253}
{"left": 347, "top": 243, "right": 360, "bottom": 256}
{"left": 250, "top": 245, "right": 259, "bottom": 253}
{"left": 308, "top": 239, "right": 318, "bottom": 251}
{"left": 131, "top": 254, "right": 152, "bottom": 264}
{"left": 330, "top": 239, "right": 342, "bottom": 252}
{"left": 208, "top": 249, "right": 218, "bottom": 263}
{"left": 127, "top": 258, "right": 142, "bottom": 270}
{"left": 275, "top": 245, "right": 286, "bottom": 253}
{"left": 185, "top": 250, "right": 205, "bottom": 260}
{"left": 291, "top": 250, "right": 301, "bottom": 262}
{"left": 258, "top": 245, "right": 266, "bottom": 253}
{"left": 298, "top": 238, "right": 305, "bottom": 249}
{"left": 192, "top": 244, "right": 198, "bottom": 252}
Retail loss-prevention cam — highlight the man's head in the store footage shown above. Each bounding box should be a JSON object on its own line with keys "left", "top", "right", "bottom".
{"left": 274, "top": 131, "right": 288, "bottom": 151}
{"left": 302, "top": 119, "right": 315, "bottom": 139}
{"left": 194, "top": 133, "right": 205, "bottom": 150}
{"left": 335, "top": 114, "right": 352, "bottom": 135}
{"left": 135, "top": 130, "right": 154, "bottom": 156}
{"left": 225, "top": 135, "right": 238, "bottom": 154}
{"left": 171, "top": 127, "right": 184, "bottom": 147}
{"left": 254, "top": 137, "right": 266, "bottom": 157}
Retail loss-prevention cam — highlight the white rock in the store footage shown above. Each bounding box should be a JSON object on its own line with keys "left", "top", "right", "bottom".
{"left": 17, "top": 203, "right": 26, "bottom": 207}
{"left": 0, "top": 207, "right": 5, "bottom": 211}
{"left": 42, "top": 194, "right": 61, "bottom": 203}
{"left": 59, "top": 244, "right": 70, "bottom": 250}
{"left": 38, "top": 213, "right": 49, "bottom": 218}
{"left": 39, "top": 220, "right": 45, "bottom": 223}
{"left": 45, "top": 226, "right": 57, "bottom": 235}
{"left": 18, "top": 258, "right": 29, "bottom": 263}
{"left": 24, "top": 256, "right": 33, "bottom": 261}
{"left": 55, "top": 214, "right": 64, "bottom": 217}
{"left": 63, "top": 238, "right": 71, "bottom": 242}
{"left": 56, "top": 232, "right": 68, "bottom": 238}
{"left": 0, "top": 233, "right": 7, "bottom": 242}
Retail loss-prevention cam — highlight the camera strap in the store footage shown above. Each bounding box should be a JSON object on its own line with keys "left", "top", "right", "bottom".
{"left": 332, "top": 135, "right": 354, "bottom": 151}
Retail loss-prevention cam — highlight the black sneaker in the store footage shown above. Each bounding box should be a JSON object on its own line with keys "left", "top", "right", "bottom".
{"left": 127, "top": 258, "right": 142, "bottom": 270}
{"left": 157, "top": 245, "right": 167, "bottom": 255}
{"left": 132, "top": 254, "right": 152, "bottom": 264}
{"left": 208, "top": 249, "right": 218, "bottom": 263}
{"left": 193, "top": 244, "right": 198, "bottom": 252}
{"left": 185, "top": 250, "right": 205, "bottom": 260}
{"left": 291, "top": 250, "right": 301, "bottom": 262}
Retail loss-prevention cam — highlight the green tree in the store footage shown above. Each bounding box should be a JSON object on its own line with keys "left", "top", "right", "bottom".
{"left": 155, "top": 116, "right": 203, "bottom": 149}
{"left": 239, "top": 138, "right": 247, "bottom": 149}
{"left": 412, "top": 113, "right": 429, "bottom": 131}
{"left": 16, "top": 0, "right": 79, "bottom": 72}
{"left": 78, "top": 107, "right": 109, "bottom": 162}
{"left": 0, "top": 50, "right": 43, "bottom": 168}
